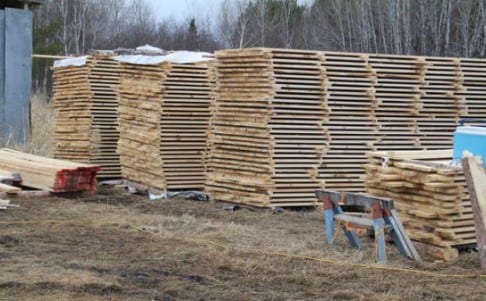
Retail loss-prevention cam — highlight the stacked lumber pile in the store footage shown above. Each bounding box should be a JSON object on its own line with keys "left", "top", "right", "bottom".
{"left": 117, "top": 56, "right": 214, "bottom": 191}
{"left": 206, "top": 48, "right": 486, "bottom": 207}
{"left": 364, "top": 149, "right": 474, "bottom": 260}
{"left": 318, "top": 52, "right": 378, "bottom": 191}
{"left": 206, "top": 48, "right": 326, "bottom": 207}
{"left": 459, "top": 58, "right": 486, "bottom": 118}
{"left": 0, "top": 148, "right": 100, "bottom": 192}
{"left": 160, "top": 62, "right": 214, "bottom": 189}
{"left": 318, "top": 53, "right": 468, "bottom": 192}
{"left": 117, "top": 63, "right": 165, "bottom": 190}
{"left": 52, "top": 54, "right": 121, "bottom": 179}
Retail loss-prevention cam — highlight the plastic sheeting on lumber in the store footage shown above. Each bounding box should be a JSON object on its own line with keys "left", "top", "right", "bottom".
{"left": 114, "top": 51, "right": 213, "bottom": 65}
{"left": 53, "top": 55, "right": 88, "bottom": 68}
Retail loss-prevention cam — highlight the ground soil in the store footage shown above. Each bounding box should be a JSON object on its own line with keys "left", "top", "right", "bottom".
{"left": 1, "top": 186, "right": 485, "bottom": 300}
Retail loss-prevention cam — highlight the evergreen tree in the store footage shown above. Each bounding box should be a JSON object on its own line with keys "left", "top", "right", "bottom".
{"left": 186, "top": 18, "right": 200, "bottom": 50}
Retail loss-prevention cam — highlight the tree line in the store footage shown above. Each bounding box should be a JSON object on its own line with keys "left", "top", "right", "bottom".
{"left": 33, "top": 0, "right": 486, "bottom": 91}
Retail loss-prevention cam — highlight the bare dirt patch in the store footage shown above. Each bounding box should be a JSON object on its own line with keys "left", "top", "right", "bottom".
{"left": 0, "top": 186, "right": 485, "bottom": 300}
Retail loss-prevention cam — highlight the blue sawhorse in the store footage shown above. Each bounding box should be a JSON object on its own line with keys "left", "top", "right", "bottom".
{"left": 316, "top": 189, "right": 421, "bottom": 264}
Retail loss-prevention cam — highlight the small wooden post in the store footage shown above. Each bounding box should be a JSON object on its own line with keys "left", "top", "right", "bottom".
{"left": 462, "top": 156, "right": 486, "bottom": 269}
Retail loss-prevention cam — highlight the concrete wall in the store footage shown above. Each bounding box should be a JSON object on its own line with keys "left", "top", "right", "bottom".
{"left": 0, "top": 7, "right": 33, "bottom": 144}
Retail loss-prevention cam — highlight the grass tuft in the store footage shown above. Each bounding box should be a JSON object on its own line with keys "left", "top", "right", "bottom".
{"left": 0, "top": 93, "right": 55, "bottom": 156}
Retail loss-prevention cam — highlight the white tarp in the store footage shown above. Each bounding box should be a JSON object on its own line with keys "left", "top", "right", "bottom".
{"left": 53, "top": 56, "right": 89, "bottom": 68}
{"left": 52, "top": 47, "right": 213, "bottom": 68}
{"left": 136, "top": 44, "right": 164, "bottom": 53}
{"left": 114, "top": 50, "right": 213, "bottom": 65}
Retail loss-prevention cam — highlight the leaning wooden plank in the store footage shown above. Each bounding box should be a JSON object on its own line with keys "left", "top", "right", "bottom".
{"left": 462, "top": 155, "right": 486, "bottom": 269}
{"left": 390, "top": 209, "right": 422, "bottom": 262}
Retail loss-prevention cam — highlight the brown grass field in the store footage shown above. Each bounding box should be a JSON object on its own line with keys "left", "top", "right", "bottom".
{"left": 1, "top": 97, "right": 485, "bottom": 300}
{"left": 0, "top": 94, "right": 55, "bottom": 156}
{"left": 1, "top": 187, "right": 486, "bottom": 300}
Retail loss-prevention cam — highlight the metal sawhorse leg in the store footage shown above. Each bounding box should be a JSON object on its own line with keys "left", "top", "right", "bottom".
{"left": 317, "top": 189, "right": 421, "bottom": 264}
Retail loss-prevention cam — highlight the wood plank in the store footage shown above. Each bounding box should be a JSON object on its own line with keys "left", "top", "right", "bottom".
{"left": 462, "top": 156, "right": 486, "bottom": 269}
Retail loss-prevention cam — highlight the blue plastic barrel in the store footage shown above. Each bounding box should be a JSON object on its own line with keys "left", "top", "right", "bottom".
{"left": 453, "top": 126, "right": 486, "bottom": 167}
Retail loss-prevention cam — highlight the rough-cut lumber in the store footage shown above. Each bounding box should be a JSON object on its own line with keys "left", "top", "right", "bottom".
{"left": 364, "top": 149, "right": 475, "bottom": 260}
{"left": 206, "top": 47, "right": 486, "bottom": 208}
{"left": 0, "top": 148, "right": 100, "bottom": 192}
{"left": 462, "top": 156, "right": 486, "bottom": 269}
{"left": 117, "top": 59, "right": 214, "bottom": 191}
{"left": 318, "top": 53, "right": 467, "bottom": 192}
{"left": 206, "top": 48, "right": 326, "bottom": 207}
{"left": 52, "top": 54, "right": 121, "bottom": 179}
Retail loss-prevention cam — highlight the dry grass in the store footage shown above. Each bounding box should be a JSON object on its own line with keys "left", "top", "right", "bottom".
{"left": 1, "top": 187, "right": 485, "bottom": 300}
{"left": 1, "top": 93, "right": 55, "bottom": 156}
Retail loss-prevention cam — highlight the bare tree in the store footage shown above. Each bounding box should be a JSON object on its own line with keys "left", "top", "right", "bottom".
{"left": 218, "top": 0, "right": 253, "bottom": 48}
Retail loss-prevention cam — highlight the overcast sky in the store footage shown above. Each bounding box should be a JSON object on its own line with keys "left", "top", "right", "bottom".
{"left": 146, "top": 0, "right": 313, "bottom": 22}
{"left": 146, "top": 0, "right": 227, "bottom": 21}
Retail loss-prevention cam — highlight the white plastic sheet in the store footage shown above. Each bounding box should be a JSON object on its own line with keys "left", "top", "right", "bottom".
{"left": 53, "top": 56, "right": 89, "bottom": 68}
{"left": 136, "top": 44, "right": 164, "bottom": 53}
{"left": 114, "top": 50, "right": 213, "bottom": 65}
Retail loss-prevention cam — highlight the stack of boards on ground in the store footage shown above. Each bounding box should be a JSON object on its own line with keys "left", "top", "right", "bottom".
{"left": 0, "top": 148, "right": 100, "bottom": 192}
{"left": 206, "top": 47, "right": 486, "bottom": 208}
{"left": 364, "top": 149, "right": 474, "bottom": 261}
{"left": 52, "top": 53, "right": 121, "bottom": 179}
{"left": 116, "top": 52, "right": 214, "bottom": 192}
{"left": 318, "top": 51, "right": 486, "bottom": 192}
{"left": 205, "top": 48, "right": 327, "bottom": 208}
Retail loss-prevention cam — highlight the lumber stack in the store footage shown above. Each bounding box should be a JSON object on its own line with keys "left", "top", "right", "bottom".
{"left": 117, "top": 59, "right": 214, "bottom": 191}
{"left": 52, "top": 54, "right": 121, "bottom": 179}
{"left": 364, "top": 149, "right": 475, "bottom": 260}
{"left": 0, "top": 148, "right": 100, "bottom": 192}
{"left": 317, "top": 53, "right": 468, "bottom": 192}
{"left": 206, "top": 48, "right": 486, "bottom": 207}
{"left": 117, "top": 63, "right": 165, "bottom": 190}
{"left": 318, "top": 52, "right": 379, "bottom": 191}
{"left": 160, "top": 62, "right": 215, "bottom": 189}
{"left": 460, "top": 58, "right": 486, "bottom": 118}
{"left": 206, "top": 48, "right": 326, "bottom": 207}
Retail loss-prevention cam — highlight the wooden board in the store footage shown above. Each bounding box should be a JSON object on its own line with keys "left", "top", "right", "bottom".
{"left": 462, "top": 156, "right": 486, "bottom": 269}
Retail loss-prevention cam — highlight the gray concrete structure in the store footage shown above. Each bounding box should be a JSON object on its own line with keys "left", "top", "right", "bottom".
{"left": 0, "top": 0, "right": 44, "bottom": 144}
